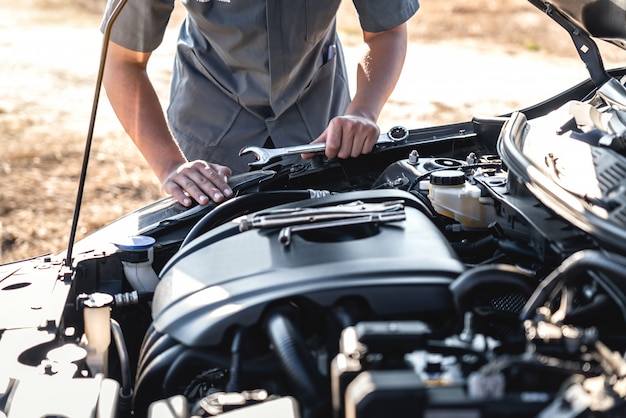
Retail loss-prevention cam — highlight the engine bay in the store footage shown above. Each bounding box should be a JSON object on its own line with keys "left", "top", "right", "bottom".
{"left": 3, "top": 0, "right": 626, "bottom": 417}
{"left": 4, "top": 89, "right": 626, "bottom": 416}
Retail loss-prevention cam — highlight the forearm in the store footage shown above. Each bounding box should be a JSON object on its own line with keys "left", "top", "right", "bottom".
{"left": 347, "top": 24, "right": 408, "bottom": 122}
{"left": 103, "top": 44, "right": 186, "bottom": 183}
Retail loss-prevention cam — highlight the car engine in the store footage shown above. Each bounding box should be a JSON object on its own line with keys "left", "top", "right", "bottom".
{"left": 3, "top": 0, "right": 626, "bottom": 417}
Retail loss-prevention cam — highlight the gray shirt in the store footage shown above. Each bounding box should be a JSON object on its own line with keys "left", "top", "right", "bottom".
{"left": 103, "top": 0, "right": 419, "bottom": 173}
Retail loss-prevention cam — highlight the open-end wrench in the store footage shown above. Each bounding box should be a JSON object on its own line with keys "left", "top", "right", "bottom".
{"left": 239, "top": 125, "right": 409, "bottom": 168}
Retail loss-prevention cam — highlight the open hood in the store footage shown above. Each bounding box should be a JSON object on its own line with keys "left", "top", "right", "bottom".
{"left": 548, "top": 0, "right": 626, "bottom": 49}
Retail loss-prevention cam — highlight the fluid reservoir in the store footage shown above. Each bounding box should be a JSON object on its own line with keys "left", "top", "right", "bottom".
{"left": 428, "top": 170, "right": 496, "bottom": 228}
{"left": 113, "top": 236, "right": 160, "bottom": 294}
{"left": 83, "top": 292, "right": 113, "bottom": 375}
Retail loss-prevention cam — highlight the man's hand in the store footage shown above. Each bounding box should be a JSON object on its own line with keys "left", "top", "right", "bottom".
{"left": 161, "top": 160, "right": 233, "bottom": 207}
{"left": 301, "top": 23, "right": 408, "bottom": 162}
{"left": 103, "top": 43, "right": 234, "bottom": 208}
{"left": 303, "top": 115, "right": 380, "bottom": 160}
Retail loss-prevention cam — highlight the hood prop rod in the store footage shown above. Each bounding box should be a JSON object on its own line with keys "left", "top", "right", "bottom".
{"left": 64, "top": 0, "right": 128, "bottom": 269}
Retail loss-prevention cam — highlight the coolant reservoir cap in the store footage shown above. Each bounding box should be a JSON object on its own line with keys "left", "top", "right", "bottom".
{"left": 430, "top": 170, "right": 465, "bottom": 186}
{"left": 113, "top": 235, "right": 156, "bottom": 251}
{"left": 83, "top": 292, "right": 114, "bottom": 308}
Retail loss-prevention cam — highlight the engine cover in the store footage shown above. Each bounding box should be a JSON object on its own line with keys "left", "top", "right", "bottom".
{"left": 151, "top": 190, "right": 464, "bottom": 346}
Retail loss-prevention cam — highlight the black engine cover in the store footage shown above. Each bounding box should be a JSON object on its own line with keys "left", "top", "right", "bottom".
{"left": 151, "top": 190, "right": 464, "bottom": 346}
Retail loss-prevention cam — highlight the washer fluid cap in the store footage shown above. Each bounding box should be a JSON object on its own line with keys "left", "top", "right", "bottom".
{"left": 113, "top": 235, "right": 156, "bottom": 251}
{"left": 430, "top": 170, "right": 465, "bottom": 186}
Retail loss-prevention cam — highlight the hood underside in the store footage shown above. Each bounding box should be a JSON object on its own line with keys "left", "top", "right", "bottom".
{"left": 544, "top": 0, "right": 626, "bottom": 49}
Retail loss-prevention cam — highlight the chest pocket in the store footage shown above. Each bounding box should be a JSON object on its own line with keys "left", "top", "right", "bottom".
{"left": 305, "top": 0, "right": 342, "bottom": 43}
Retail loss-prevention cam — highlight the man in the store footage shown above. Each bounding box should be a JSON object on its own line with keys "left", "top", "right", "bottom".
{"left": 101, "top": 0, "right": 419, "bottom": 207}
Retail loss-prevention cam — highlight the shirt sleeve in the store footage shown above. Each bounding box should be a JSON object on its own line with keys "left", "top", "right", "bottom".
{"left": 100, "top": 0, "right": 175, "bottom": 52}
{"left": 353, "top": 0, "right": 420, "bottom": 33}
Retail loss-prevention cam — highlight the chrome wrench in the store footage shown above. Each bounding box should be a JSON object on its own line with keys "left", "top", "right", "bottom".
{"left": 238, "top": 125, "right": 409, "bottom": 168}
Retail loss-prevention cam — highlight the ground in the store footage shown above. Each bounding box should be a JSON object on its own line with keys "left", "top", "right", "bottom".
{"left": 1, "top": 0, "right": 625, "bottom": 262}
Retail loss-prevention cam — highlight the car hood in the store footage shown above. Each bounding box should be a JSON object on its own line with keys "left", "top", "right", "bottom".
{"left": 543, "top": 0, "right": 626, "bottom": 49}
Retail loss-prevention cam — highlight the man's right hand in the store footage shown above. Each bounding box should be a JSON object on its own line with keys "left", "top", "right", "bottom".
{"left": 161, "top": 160, "right": 233, "bottom": 207}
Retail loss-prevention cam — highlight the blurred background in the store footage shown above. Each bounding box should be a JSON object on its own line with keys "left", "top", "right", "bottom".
{"left": 1, "top": 0, "right": 625, "bottom": 262}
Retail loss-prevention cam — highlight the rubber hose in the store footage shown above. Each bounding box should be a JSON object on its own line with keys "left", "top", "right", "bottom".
{"left": 264, "top": 308, "right": 327, "bottom": 415}
{"left": 136, "top": 333, "right": 178, "bottom": 380}
{"left": 450, "top": 263, "right": 536, "bottom": 314}
{"left": 133, "top": 344, "right": 186, "bottom": 417}
{"left": 225, "top": 328, "right": 242, "bottom": 393}
{"left": 520, "top": 250, "right": 626, "bottom": 321}
{"left": 110, "top": 319, "right": 132, "bottom": 397}
{"left": 137, "top": 323, "right": 158, "bottom": 365}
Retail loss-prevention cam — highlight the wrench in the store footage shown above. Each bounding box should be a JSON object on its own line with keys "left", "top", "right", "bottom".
{"left": 239, "top": 125, "right": 409, "bottom": 168}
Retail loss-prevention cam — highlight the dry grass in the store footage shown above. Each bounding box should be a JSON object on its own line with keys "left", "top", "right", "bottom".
{"left": 1, "top": 0, "right": 624, "bottom": 262}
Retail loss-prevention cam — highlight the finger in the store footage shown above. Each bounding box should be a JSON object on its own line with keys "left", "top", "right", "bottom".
{"left": 200, "top": 165, "right": 234, "bottom": 199}
{"left": 302, "top": 133, "right": 328, "bottom": 160}
{"left": 354, "top": 125, "right": 380, "bottom": 157}
{"left": 163, "top": 162, "right": 233, "bottom": 206}
{"left": 341, "top": 130, "right": 358, "bottom": 159}
{"left": 340, "top": 120, "right": 379, "bottom": 158}
{"left": 213, "top": 164, "right": 233, "bottom": 181}
{"left": 175, "top": 173, "right": 214, "bottom": 205}
{"left": 337, "top": 120, "right": 358, "bottom": 159}
{"left": 323, "top": 119, "right": 343, "bottom": 159}
{"left": 162, "top": 179, "right": 195, "bottom": 207}
{"left": 186, "top": 165, "right": 233, "bottom": 204}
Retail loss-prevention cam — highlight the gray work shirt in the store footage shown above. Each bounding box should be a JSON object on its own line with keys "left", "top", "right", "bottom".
{"left": 102, "top": 0, "right": 419, "bottom": 173}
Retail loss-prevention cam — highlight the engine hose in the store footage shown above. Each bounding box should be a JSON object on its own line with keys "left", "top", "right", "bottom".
{"left": 264, "top": 307, "right": 329, "bottom": 416}
{"left": 133, "top": 344, "right": 186, "bottom": 417}
{"left": 137, "top": 323, "right": 158, "bottom": 364}
{"left": 520, "top": 250, "right": 626, "bottom": 321}
{"left": 225, "top": 328, "right": 243, "bottom": 393}
{"left": 110, "top": 319, "right": 132, "bottom": 397}
{"left": 136, "top": 333, "right": 178, "bottom": 379}
{"left": 408, "top": 190, "right": 438, "bottom": 218}
{"left": 450, "top": 264, "right": 537, "bottom": 315}
{"left": 332, "top": 305, "right": 359, "bottom": 330}
{"left": 116, "top": 391, "right": 133, "bottom": 418}
{"left": 181, "top": 190, "right": 318, "bottom": 247}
